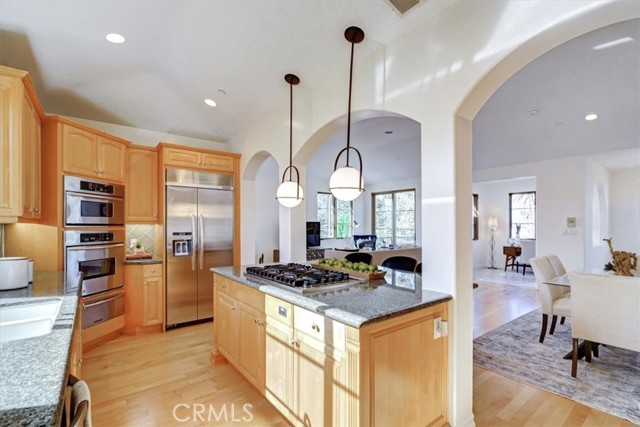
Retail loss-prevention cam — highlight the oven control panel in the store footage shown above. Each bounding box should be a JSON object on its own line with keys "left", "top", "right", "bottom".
{"left": 80, "top": 232, "right": 115, "bottom": 243}
{"left": 80, "top": 180, "right": 114, "bottom": 194}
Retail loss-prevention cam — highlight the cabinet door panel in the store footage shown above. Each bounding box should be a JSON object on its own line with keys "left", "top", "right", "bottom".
{"left": 237, "top": 304, "right": 264, "bottom": 389}
{"left": 265, "top": 322, "right": 295, "bottom": 412}
{"left": 126, "top": 148, "right": 158, "bottom": 222}
{"left": 201, "top": 153, "right": 234, "bottom": 173}
{"left": 21, "top": 93, "right": 41, "bottom": 218}
{"left": 217, "top": 293, "right": 236, "bottom": 362}
{"left": 0, "top": 75, "right": 21, "bottom": 218}
{"left": 99, "top": 136, "right": 126, "bottom": 183}
{"left": 297, "top": 338, "right": 334, "bottom": 427}
{"left": 62, "top": 125, "right": 98, "bottom": 177}
{"left": 164, "top": 147, "right": 200, "bottom": 168}
{"left": 142, "top": 276, "right": 163, "bottom": 326}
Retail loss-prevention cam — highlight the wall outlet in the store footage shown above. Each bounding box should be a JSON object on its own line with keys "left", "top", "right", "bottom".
{"left": 434, "top": 317, "right": 449, "bottom": 339}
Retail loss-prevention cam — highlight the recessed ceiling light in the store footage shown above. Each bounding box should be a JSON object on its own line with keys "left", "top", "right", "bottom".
{"left": 585, "top": 113, "right": 598, "bottom": 121}
{"left": 105, "top": 33, "right": 126, "bottom": 44}
{"left": 204, "top": 98, "right": 217, "bottom": 107}
{"left": 217, "top": 89, "right": 227, "bottom": 95}
{"left": 385, "top": 130, "right": 393, "bottom": 134}
{"left": 528, "top": 109, "right": 539, "bottom": 116}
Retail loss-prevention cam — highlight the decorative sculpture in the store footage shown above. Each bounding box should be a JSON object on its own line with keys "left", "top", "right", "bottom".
{"left": 603, "top": 238, "right": 637, "bottom": 276}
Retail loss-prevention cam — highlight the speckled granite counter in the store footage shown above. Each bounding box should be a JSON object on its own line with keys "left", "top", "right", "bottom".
{"left": 124, "top": 256, "right": 163, "bottom": 265}
{"left": 0, "top": 272, "right": 82, "bottom": 427}
{"left": 211, "top": 266, "right": 451, "bottom": 328}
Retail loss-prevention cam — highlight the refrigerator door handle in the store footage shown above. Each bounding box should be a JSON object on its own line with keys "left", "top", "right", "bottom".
{"left": 199, "top": 214, "right": 204, "bottom": 270}
{"left": 191, "top": 213, "right": 197, "bottom": 271}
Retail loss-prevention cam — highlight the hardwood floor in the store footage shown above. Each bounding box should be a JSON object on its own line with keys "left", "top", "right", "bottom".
{"left": 82, "top": 280, "right": 635, "bottom": 426}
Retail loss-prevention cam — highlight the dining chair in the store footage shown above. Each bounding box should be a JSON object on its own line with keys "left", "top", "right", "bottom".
{"left": 381, "top": 256, "right": 417, "bottom": 272}
{"left": 530, "top": 256, "right": 572, "bottom": 343}
{"left": 568, "top": 272, "right": 640, "bottom": 377}
{"left": 415, "top": 262, "right": 422, "bottom": 274}
{"left": 547, "top": 254, "right": 567, "bottom": 276}
{"left": 345, "top": 252, "right": 373, "bottom": 265}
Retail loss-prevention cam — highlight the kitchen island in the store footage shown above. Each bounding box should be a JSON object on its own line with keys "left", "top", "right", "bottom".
{"left": 211, "top": 265, "right": 451, "bottom": 427}
{"left": 0, "top": 272, "right": 82, "bottom": 427}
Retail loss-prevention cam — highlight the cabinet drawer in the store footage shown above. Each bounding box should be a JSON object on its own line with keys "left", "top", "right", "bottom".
{"left": 236, "top": 284, "right": 263, "bottom": 311}
{"left": 143, "top": 264, "right": 162, "bottom": 278}
{"left": 294, "top": 306, "right": 345, "bottom": 352}
{"left": 216, "top": 275, "right": 236, "bottom": 297}
{"left": 266, "top": 296, "right": 292, "bottom": 327}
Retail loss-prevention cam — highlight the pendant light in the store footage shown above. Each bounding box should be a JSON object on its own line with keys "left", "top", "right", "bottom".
{"left": 329, "top": 26, "right": 365, "bottom": 202}
{"left": 276, "top": 73, "right": 304, "bottom": 208}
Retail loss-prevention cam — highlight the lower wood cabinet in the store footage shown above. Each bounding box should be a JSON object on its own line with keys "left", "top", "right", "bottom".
{"left": 212, "top": 273, "right": 449, "bottom": 427}
{"left": 69, "top": 299, "right": 83, "bottom": 378}
{"left": 125, "top": 263, "right": 164, "bottom": 334}
{"left": 215, "top": 276, "right": 265, "bottom": 391}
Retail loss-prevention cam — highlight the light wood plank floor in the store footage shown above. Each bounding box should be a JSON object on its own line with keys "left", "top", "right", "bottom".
{"left": 83, "top": 281, "right": 635, "bottom": 426}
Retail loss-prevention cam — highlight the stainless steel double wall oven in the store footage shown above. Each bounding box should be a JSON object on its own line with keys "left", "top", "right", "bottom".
{"left": 64, "top": 176, "right": 125, "bottom": 329}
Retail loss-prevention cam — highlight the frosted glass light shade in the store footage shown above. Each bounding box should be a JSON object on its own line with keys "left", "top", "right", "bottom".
{"left": 329, "top": 166, "right": 364, "bottom": 201}
{"left": 276, "top": 180, "right": 304, "bottom": 208}
{"left": 488, "top": 216, "right": 498, "bottom": 229}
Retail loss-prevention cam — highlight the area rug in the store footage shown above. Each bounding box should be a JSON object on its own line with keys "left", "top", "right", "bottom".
{"left": 474, "top": 309, "right": 640, "bottom": 424}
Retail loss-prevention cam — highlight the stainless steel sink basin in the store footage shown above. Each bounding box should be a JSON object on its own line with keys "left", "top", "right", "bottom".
{"left": 0, "top": 298, "right": 63, "bottom": 343}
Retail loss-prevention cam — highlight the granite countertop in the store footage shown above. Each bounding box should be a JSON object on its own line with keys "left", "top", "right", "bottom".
{"left": 0, "top": 272, "right": 82, "bottom": 427}
{"left": 124, "top": 256, "right": 163, "bottom": 265}
{"left": 211, "top": 266, "right": 451, "bottom": 328}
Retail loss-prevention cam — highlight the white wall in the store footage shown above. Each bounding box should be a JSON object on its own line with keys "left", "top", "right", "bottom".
{"left": 474, "top": 156, "right": 586, "bottom": 272}
{"left": 68, "top": 116, "right": 227, "bottom": 150}
{"left": 472, "top": 177, "right": 536, "bottom": 268}
{"left": 609, "top": 167, "right": 640, "bottom": 256}
{"left": 254, "top": 156, "right": 280, "bottom": 263}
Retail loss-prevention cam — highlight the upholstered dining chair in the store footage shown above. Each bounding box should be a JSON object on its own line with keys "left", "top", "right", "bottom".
{"left": 381, "top": 256, "right": 417, "bottom": 272}
{"left": 568, "top": 272, "right": 640, "bottom": 377}
{"left": 415, "top": 262, "right": 422, "bottom": 274}
{"left": 530, "top": 256, "right": 572, "bottom": 343}
{"left": 547, "top": 254, "right": 567, "bottom": 276}
{"left": 345, "top": 252, "right": 373, "bottom": 265}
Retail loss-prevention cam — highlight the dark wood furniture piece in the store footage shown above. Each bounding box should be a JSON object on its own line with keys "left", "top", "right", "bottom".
{"left": 503, "top": 246, "right": 521, "bottom": 271}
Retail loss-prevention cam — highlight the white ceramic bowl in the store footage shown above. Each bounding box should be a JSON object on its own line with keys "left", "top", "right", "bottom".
{"left": 0, "top": 257, "right": 30, "bottom": 290}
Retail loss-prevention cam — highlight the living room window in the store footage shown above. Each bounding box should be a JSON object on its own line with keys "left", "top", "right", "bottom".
{"left": 509, "top": 191, "right": 536, "bottom": 239}
{"left": 373, "top": 189, "right": 416, "bottom": 246}
{"left": 317, "top": 192, "right": 352, "bottom": 239}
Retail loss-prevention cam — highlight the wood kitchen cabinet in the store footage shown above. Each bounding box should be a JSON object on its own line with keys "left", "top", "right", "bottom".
{"left": 125, "top": 263, "right": 164, "bottom": 334}
{"left": 69, "top": 299, "right": 84, "bottom": 378}
{"left": 0, "top": 66, "right": 44, "bottom": 223}
{"left": 126, "top": 146, "right": 159, "bottom": 222}
{"left": 212, "top": 272, "right": 449, "bottom": 427}
{"left": 214, "top": 275, "right": 265, "bottom": 390}
{"left": 162, "top": 145, "right": 235, "bottom": 174}
{"left": 62, "top": 124, "right": 127, "bottom": 183}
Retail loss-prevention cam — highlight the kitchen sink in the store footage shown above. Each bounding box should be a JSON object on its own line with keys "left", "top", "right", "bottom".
{"left": 0, "top": 298, "right": 63, "bottom": 343}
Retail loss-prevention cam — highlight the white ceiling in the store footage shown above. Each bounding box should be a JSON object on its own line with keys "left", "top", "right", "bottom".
{"left": 1, "top": 3, "right": 638, "bottom": 182}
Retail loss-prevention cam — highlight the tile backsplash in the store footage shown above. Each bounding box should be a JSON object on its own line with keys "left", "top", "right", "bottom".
{"left": 126, "top": 224, "right": 156, "bottom": 255}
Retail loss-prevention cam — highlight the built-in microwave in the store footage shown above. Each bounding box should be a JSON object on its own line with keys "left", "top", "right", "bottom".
{"left": 64, "top": 176, "right": 125, "bottom": 226}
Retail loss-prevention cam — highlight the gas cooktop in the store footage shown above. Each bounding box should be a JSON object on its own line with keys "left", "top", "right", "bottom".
{"left": 245, "top": 263, "right": 363, "bottom": 292}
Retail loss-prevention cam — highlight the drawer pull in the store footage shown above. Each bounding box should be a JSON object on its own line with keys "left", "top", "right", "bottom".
{"left": 289, "top": 339, "right": 299, "bottom": 347}
{"left": 311, "top": 323, "right": 320, "bottom": 332}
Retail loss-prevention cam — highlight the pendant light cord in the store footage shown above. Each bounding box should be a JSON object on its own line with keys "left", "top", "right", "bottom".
{"left": 346, "top": 39, "right": 355, "bottom": 167}
{"left": 289, "top": 80, "right": 293, "bottom": 181}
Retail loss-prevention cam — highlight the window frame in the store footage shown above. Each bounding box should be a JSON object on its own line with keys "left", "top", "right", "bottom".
{"left": 371, "top": 188, "right": 416, "bottom": 246}
{"left": 316, "top": 192, "right": 353, "bottom": 239}
{"left": 509, "top": 191, "right": 536, "bottom": 240}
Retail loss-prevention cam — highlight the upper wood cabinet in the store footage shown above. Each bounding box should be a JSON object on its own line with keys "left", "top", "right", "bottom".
{"left": 163, "top": 146, "right": 235, "bottom": 174}
{"left": 62, "top": 124, "right": 127, "bottom": 183}
{"left": 0, "top": 67, "right": 43, "bottom": 223}
{"left": 126, "top": 147, "right": 159, "bottom": 222}
{"left": 21, "top": 92, "right": 41, "bottom": 219}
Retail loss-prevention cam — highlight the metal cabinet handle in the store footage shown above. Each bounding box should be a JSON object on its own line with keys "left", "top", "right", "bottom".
{"left": 144, "top": 282, "right": 148, "bottom": 286}
{"left": 34, "top": 208, "right": 39, "bottom": 213}
{"left": 231, "top": 306, "right": 236, "bottom": 311}
{"left": 311, "top": 323, "right": 320, "bottom": 332}
{"left": 289, "top": 339, "right": 299, "bottom": 346}
{"left": 222, "top": 283, "right": 227, "bottom": 288}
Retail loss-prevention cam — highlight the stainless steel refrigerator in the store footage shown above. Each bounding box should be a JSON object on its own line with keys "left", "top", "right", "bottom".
{"left": 165, "top": 168, "right": 234, "bottom": 328}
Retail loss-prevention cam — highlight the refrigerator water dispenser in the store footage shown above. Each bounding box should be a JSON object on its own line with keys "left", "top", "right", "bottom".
{"left": 172, "top": 239, "right": 192, "bottom": 257}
